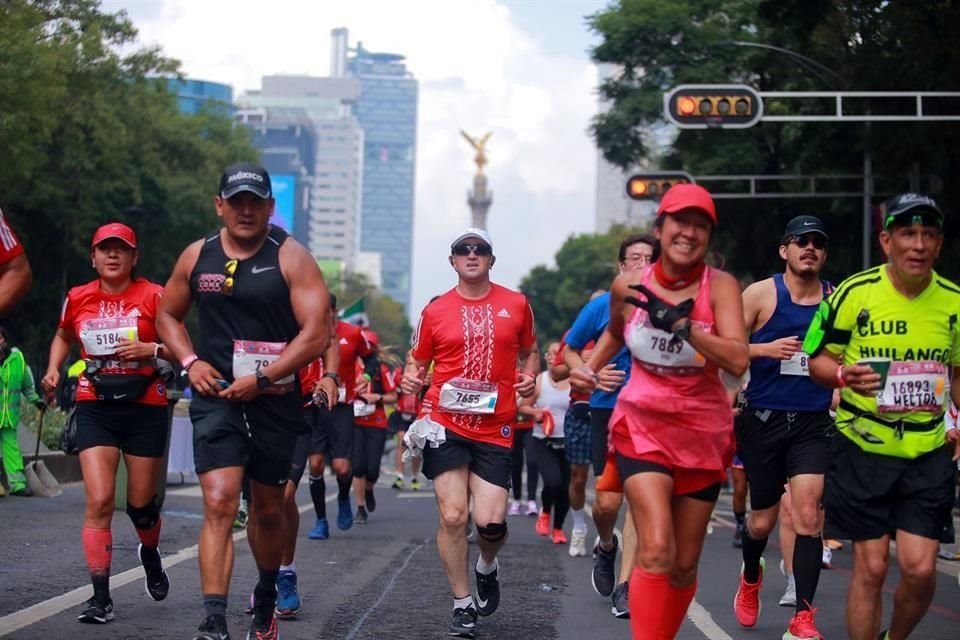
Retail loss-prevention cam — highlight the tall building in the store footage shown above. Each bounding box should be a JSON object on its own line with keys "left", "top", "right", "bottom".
{"left": 237, "top": 76, "right": 364, "bottom": 268}
{"left": 166, "top": 78, "right": 234, "bottom": 116}
{"left": 333, "top": 28, "right": 418, "bottom": 310}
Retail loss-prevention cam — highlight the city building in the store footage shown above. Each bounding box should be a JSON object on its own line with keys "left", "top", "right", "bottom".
{"left": 166, "top": 78, "right": 234, "bottom": 116}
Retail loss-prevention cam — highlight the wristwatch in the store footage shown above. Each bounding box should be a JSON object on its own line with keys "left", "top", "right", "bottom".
{"left": 673, "top": 319, "right": 692, "bottom": 342}
{"left": 322, "top": 372, "right": 340, "bottom": 384}
{"left": 255, "top": 369, "right": 272, "bottom": 390}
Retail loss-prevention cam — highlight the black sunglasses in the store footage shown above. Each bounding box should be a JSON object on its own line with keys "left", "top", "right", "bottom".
{"left": 790, "top": 234, "right": 827, "bottom": 250}
{"left": 452, "top": 243, "right": 492, "bottom": 257}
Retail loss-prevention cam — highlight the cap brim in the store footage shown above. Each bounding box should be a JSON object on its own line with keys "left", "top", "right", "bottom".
{"left": 451, "top": 236, "right": 492, "bottom": 249}
{"left": 885, "top": 206, "right": 943, "bottom": 228}
{"left": 93, "top": 235, "right": 136, "bottom": 249}
{"left": 220, "top": 184, "right": 271, "bottom": 199}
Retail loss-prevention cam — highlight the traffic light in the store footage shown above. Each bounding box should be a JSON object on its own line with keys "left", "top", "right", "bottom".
{"left": 625, "top": 172, "right": 695, "bottom": 200}
{"left": 664, "top": 84, "right": 763, "bottom": 129}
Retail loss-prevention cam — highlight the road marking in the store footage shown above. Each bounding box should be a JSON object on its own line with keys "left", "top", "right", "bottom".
{"left": 343, "top": 542, "right": 425, "bottom": 640}
{"left": 394, "top": 492, "right": 436, "bottom": 499}
{"left": 687, "top": 599, "right": 735, "bottom": 640}
{"left": 0, "top": 491, "right": 337, "bottom": 638}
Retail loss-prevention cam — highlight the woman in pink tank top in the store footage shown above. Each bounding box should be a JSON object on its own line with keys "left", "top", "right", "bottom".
{"left": 572, "top": 184, "right": 748, "bottom": 640}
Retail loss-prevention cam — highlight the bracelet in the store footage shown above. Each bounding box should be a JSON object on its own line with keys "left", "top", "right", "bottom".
{"left": 835, "top": 364, "right": 847, "bottom": 388}
{"left": 181, "top": 354, "right": 199, "bottom": 371}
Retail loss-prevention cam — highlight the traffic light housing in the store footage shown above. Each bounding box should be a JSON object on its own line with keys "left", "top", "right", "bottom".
{"left": 625, "top": 172, "right": 695, "bottom": 200}
{"left": 664, "top": 84, "right": 763, "bottom": 129}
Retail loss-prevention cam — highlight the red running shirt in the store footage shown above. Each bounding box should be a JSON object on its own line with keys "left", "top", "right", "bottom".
{"left": 59, "top": 278, "right": 167, "bottom": 406}
{"left": 411, "top": 284, "right": 537, "bottom": 448}
{"left": 0, "top": 208, "right": 25, "bottom": 265}
{"left": 335, "top": 321, "right": 373, "bottom": 402}
{"left": 354, "top": 363, "right": 398, "bottom": 428}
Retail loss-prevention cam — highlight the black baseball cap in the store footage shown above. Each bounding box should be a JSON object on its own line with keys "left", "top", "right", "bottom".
{"left": 782, "top": 215, "right": 828, "bottom": 243}
{"left": 882, "top": 193, "right": 943, "bottom": 229}
{"left": 219, "top": 162, "right": 272, "bottom": 199}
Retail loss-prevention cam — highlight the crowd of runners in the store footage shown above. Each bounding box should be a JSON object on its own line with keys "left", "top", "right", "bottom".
{"left": 2, "top": 162, "right": 957, "bottom": 640}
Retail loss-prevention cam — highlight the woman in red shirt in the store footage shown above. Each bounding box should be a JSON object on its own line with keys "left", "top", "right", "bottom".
{"left": 41, "top": 223, "right": 173, "bottom": 625}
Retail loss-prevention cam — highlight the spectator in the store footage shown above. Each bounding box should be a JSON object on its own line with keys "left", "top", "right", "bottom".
{"left": 0, "top": 326, "right": 46, "bottom": 496}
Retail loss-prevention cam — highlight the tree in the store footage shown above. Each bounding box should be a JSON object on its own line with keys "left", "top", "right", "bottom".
{"left": 333, "top": 272, "right": 413, "bottom": 354}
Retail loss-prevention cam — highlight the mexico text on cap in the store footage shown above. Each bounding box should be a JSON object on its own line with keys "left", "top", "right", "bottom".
{"left": 219, "top": 162, "right": 272, "bottom": 199}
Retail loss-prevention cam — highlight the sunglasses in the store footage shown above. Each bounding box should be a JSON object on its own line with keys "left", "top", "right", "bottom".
{"left": 790, "top": 234, "right": 827, "bottom": 250}
{"left": 222, "top": 259, "right": 238, "bottom": 296}
{"left": 452, "top": 243, "right": 492, "bottom": 257}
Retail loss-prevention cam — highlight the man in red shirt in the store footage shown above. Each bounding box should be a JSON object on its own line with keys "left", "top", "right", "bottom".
{"left": 401, "top": 228, "right": 538, "bottom": 638}
{"left": 0, "top": 207, "right": 32, "bottom": 319}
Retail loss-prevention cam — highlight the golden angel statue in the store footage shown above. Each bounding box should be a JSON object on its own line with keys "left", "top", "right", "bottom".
{"left": 460, "top": 130, "right": 493, "bottom": 176}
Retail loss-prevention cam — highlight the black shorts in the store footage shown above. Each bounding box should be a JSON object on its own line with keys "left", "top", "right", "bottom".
{"left": 387, "top": 410, "right": 415, "bottom": 437}
{"left": 311, "top": 403, "right": 354, "bottom": 460}
{"left": 590, "top": 407, "right": 614, "bottom": 476}
{"left": 190, "top": 395, "right": 301, "bottom": 487}
{"left": 75, "top": 401, "right": 168, "bottom": 458}
{"left": 825, "top": 433, "right": 957, "bottom": 542}
{"left": 735, "top": 408, "right": 830, "bottom": 511}
{"left": 352, "top": 425, "right": 388, "bottom": 481}
{"left": 422, "top": 428, "right": 512, "bottom": 489}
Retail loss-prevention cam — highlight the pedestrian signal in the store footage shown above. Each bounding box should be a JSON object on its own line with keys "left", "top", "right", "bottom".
{"left": 625, "top": 172, "right": 695, "bottom": 200}
{"left": 664, "top": 84, "right": 763, "bottom": 129}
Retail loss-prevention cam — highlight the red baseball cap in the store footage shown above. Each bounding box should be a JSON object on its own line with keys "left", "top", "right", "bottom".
{"left": 362, "top": 329, "right": 380, "bottom": 347}
{"left": 657, "top": 184, "right": 717, "bottom": 224}
{"left": 91, "top": 222, "right": 137, "bottom": 249}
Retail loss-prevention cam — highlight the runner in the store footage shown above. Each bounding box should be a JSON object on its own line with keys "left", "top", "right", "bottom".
{"left": 391, "top": 366, "right": 430, "bottom": 491}
{"left": 156, "top": 163, "right": 331, "bottom": 640}
{"left": 0, "top": 327, "right": 46, "bottom": 497}
{"left": 572, "top": 183, "right": 748, "bottom": 640}
{"left": 399, "top": 227, "right": 538, "bottom": 638}
{"left": 804, "top": 193, "right": 960, "bottom": 640}
{"left": 508, "top": 399, "right": 539, "bottom": 517}
{"left": 352, "top": 329, "right": 399, "bottom": 524}
{"left": 563, "top": 233, "right": 657, "bottom": 617}
{"left": 733, "top": 215, "right": 834, "bottom": 639}
{"left": 0, "top": 206, "right": 33, "bottom": 318}
{"left": 40, "top": 222, "right": 172, "bottom": 624}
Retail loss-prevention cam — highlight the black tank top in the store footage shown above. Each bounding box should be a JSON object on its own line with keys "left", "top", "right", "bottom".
{"left": 189, "top": 225, "right": 300, "bottom": 391}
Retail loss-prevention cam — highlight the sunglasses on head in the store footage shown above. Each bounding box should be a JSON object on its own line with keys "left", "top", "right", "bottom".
{"left": 790, "top": 234, "right": 827, "bottom": 250}
{"left": 222, "top": 259, "right": 238, "bottom": 296}
{"left": 452, "top": 243, "right": 492, "bottom": 257}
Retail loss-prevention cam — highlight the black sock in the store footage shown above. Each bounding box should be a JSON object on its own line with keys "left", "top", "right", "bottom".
{"left": 337, "top": 474, "right": 351, "bottom": 500}
{"left": 202, "top": 594, "right": 227, "bottom": 618}
{"left": 255, "top": 567, "right": 279, "bottom": 606}
{"left": 793, "top": 534, "right": 823, "bottom": 612}
{"left": 91, "top": 574, "right": 110, "bottom": 603}
{"left": 734, "top": 511, "right": 745, "bottom": 526}
{"left": 741, "top": 527, "right": 768, "bottom": 583}
{"left": 309, "top": 476, "right": 327, "bottom": 520}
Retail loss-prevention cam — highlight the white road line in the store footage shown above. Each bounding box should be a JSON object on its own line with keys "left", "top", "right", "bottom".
{"left": 0, "top": 492, "right": 337, "bottom": 638}
{"left": 687, "top": 599, "right": 735, "bottom": 640}
{"left": 343, "top": 542, "right": 425, "bottom": 640}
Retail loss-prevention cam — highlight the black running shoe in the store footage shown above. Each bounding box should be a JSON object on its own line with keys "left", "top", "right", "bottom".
{"left": 77, "top": 596, "right": 114, "bottom": 624}
{"left": 354, "top": 505, "right": 368, "bottom": 524}
{"left": 592, "top": 536, "right": 618, "bottom": 597}
{"left": 138, "top": 543, "right": 170, "bottom": 601}
{"left": 448, "top": 606, "right": 478, "bottom": 638}
{"left": 611, "top": 581, "right": 630, "bottom": 618}
{"left": 474, "top": 565, "right": 500, "bottom": 616}
{"left": 248, "top": 604, "right": 279, "bottom": 640}
{"left": 365, "top": 487, "right": 376, "bottom": 512}
{"left": 194, "top": 613, "right": 230, "bottom": 640}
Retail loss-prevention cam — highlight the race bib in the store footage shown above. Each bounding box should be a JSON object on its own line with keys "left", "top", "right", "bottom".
{"left": 779, "top": 352, "right": 810, "bottom": 376}
{"left": 353, "top": 400, "right": 376, "bottom": 417}
{"left": 439, "top": 378, "right": 498, "bottom": 414}
{"left": 232, "top": 340, "right": 294, "bottom": 394}
{"left": 875, "top": 360, "right": 947, "bottom": 414}
{"left": 79, "top": 317, "right": 138, "bottom": 357}
{"left": 627, "top": 323, "right": 706, "bottom": 375}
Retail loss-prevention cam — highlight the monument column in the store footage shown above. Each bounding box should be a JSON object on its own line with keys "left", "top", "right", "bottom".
{"left": 460, "top": 130, "right": 493, "bottom": 230}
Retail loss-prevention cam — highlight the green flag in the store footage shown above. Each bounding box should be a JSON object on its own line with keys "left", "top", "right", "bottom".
{"left": 339, "top": 297, "right": 369, "bottom": 327}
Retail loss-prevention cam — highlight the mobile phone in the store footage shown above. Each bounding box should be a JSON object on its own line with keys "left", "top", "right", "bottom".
{"left": 214, "top": 378, "right": 229, "bottom": 390}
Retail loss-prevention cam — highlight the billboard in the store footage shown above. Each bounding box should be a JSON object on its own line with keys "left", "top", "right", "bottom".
{"left": 270, "top": 174, "right": 296, "bottom": 232}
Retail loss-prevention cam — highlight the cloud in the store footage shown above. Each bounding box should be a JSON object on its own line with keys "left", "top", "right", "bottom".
{"left": 103, "top": 0, "right": 599, "bottom": 323}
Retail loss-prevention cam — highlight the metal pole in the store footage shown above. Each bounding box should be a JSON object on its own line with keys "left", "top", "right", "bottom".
{"left": 862, "top": 149, "right": 872, "bottom": 270}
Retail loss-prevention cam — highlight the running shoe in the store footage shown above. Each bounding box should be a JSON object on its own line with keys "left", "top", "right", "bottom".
{"left": 611, "top": 581, "right": 630, "bottom": 619}
{"left": 392, "top": 476, "right": 405, "bottom": 490}
{"left": 778, "top": 558, "right": 796, "bottom": 607}
{"left": 248, "top": 603, "right": 279, "bottom": 640}
{"left": 194, "top": 613, "right": 230, "bottom": 640}
{"left": 337, "top": 496, "right": 353, "bottom": 531}
{"left": 448, "top": 606, "right": 478, "bottom": 638}
{"left": 568, "top": 529, "right": 588, "bottom": 557}
{"left": 245, "top": 592, "right": 255, "bottom": 615}
{"left": 535, "top": 512, "right": 550, "bottom": 536}
{"left": 551, "top": 529, "right": 568, "bottom": 545}
{"left": 508, "top": 500, "right": 522, "bottom": 516}
{"left": 10, "top": 486, "right": 33, "bottom": 497}
{"left": 77, "top": 596, "right": 114, "bottom": 624}
{"left": 354, "top": 505, "right": 368, "bottom": 525}
{"left": 591, "top": 535, "right": 618, "bottom": 597}
{"left": 233, "top": 499, "right": 248, "bottom": 530}
{"left": 525, "top": 500, "right": 538, "bottom": 516}
{"left": 138, "top": 543, "right": 170, "bottom": 601}
{"left": 878, "top": 630, "right": 890, "bottom": 640}
{"left": 821, "top": 546, "right": 833, "bottom": 570}
{"left": 733, "top": 521, "right": 745, "bottom": 548}
{"left": 308, "top": 518, "right": 329, "bottom": 540}
{"left": 411, "top": 477, "right": 422, "bottom": 491}
{"left": 733, "top": 557, "right": 765, "bottom": 628}
{"left": 783, "top": 607, "right": 823, "bottom": 640}
{"left": 474, "top": 564, "right": 501, "bottom": 616}
{"left": 365, "top": 487, "right": 376, "bottom": 513}
{"left": 824, "top": 538, "right": 844, "bottom": 551}
{"left": 275, "top": 569, "right": 301, "bottom": 619}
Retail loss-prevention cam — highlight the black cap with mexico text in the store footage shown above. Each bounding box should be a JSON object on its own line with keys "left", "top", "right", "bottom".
{"left": 882, "top": 193, "right": 944, "bottom": 229}
{"left": 219, "top": 162, "right": 272, "bottom": 199}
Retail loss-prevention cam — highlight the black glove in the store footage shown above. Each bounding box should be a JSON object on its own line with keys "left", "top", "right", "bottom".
{"left": 625, "top": 284, "right": 694, "bottom": 332}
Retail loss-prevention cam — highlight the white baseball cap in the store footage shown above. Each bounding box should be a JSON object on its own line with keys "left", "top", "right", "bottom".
{"left": 450, "top": 227, "right": 493, "bottom": 250}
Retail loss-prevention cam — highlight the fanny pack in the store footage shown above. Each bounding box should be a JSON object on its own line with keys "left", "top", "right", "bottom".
{"left": 838, "top": 399, "right": 944, "bottom": 440}
{"left": 85, "top": 358, "right": 163, "bottom": 402}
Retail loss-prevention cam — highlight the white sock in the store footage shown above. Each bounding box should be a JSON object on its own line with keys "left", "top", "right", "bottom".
{"left": 280, "top": 563, "right": 295, "bottom": 573}
{"left": 453, "top": 595, "right": 474, "bottom": 610}
{"left": 571, "top": 509, "right": 586, "bottom": 533}
{"left": 476, "top": 556, "right": 498, "bottom": 575}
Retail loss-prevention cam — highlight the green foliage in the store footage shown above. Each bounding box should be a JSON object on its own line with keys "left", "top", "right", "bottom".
{"left": 333, "top": 272, "right": 413, "bottom": 355}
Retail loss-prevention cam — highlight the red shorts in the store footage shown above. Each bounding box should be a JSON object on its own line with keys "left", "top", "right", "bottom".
{"left": 612, "top": 422, "right": 726, "bottom": 496}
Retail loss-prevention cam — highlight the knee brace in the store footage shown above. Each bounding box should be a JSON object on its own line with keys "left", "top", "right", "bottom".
{"left": 476, "top": 521, "right": 508, "bottom": 543}
{"left": 126, "top": 495, "right": 161, "bottom": 530}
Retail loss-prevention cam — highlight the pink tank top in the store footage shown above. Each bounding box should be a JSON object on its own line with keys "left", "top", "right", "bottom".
{"left": 610, "top": 266, "right": 734, "bottom": 471}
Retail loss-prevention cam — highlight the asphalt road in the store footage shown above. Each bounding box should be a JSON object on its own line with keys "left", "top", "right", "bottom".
{"left": 1, "top": 469, "right": 958, "bottom": 639}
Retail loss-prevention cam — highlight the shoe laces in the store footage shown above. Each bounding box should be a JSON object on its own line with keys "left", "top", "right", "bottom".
{"left": 791, "top": 605, "right": 820, "bottom": 635}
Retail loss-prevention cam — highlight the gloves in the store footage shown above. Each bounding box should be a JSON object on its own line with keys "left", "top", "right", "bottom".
{"left": 625, "top": 284, "right": 693, "bottom": 332}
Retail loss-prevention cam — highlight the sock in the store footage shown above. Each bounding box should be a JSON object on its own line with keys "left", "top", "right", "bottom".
{"left": 628, "top": 567, "right": 671, "bottom": 640}
{"left": 82, "top": 527, "right": 112, "bottom": 601}
{"left": 309, "top": 476, "right": 327, "bottom": 520}
{"left": 572, "top": 508, "right": 586, "bottom": 533}
{"left": 661, "top": 580, "right": 697, "bottom": 638}
{"left": 453, "top": 595, "right": 474, "bottom": 610}
{"left": 741, "top": 527, "right": 768, "bottom": 584}
{"left": 337, "top": 474, "right": 351, "bottom": 500}
{"left": 599, "top": 534, "right": 616, "bottom": 552}
{"left": 793, "top": 534, "right": 823, "bottom": 612}
{"left": 476, "top": 555, "right": 498, "bottom": 575}
{"left": 280, "top": 563, "right": 295, "bottom": 573}
{"left": 734, "top": 511, "right": 745, "bottom": 526}
{"left": 134, "top": 516, "right": 162, "bottom": 549}
{"left": 255, "top": 567, "right": 279, "bottom": 606}
{"left": 202, "top": 594, "right": 227, "bottom": 618}
{"left": 91, "top": 574, "right": 110, "bottom": 604}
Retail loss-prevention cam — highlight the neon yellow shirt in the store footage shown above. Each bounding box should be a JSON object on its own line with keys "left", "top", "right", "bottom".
{"left": 804, "top": 265, "right": 960, "bottom": 458}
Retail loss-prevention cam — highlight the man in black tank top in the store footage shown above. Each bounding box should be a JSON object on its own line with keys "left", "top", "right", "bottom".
{"left": 157, "top": 163, "right": 332, "bottom": 640}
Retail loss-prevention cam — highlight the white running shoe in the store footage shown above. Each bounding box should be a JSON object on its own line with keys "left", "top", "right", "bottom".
{"left": 569, "top": 529, "right": 588, "bottom": 557}
{"left": 821, "top": 546, "right": 833, "bottom": 569}
{"left": 779, "top": 574, "right": 796, "bottom": 607}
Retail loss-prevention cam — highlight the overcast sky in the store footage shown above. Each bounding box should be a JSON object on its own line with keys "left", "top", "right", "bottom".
{"left": 101, "top": 0, "right": 611, "bottom": 321}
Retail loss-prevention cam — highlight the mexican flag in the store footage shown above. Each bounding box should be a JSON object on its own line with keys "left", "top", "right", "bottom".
{"left": 339, "top": 297, "right": 369, "bottom": 327}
